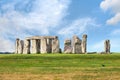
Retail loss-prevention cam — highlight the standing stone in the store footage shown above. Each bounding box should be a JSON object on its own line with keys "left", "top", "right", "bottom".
{"left": 52, "top": 36, "right": 60, "bottom": 53}
{"left": 82, "top": 34, "right": 87, "bottom": 53}
{"left": 47, "top": 38, "right": 52, "bottom": 53}
{"left": 104, "top": 40, "right": 110, "bottom": 54}
{"left": 15, "top": 36, "right": 61, "bottom": 54}
{"left": 18, "top": 40, "right": 24, "bottom": 54}
{"left": 31, "top": 39, "right": 39, "bottom": 54}
{"left": 72, "top": 35, "right": 82, "bottom": 54}
{"left": 104, "top": 40, "right": 107, "bottom": 53}
{"left": 23, "top": 39, "right": 31, "bottom": 54}
{"left": 41, "top": 38, "right": 47, "bottom": 53}
{"left": 15, "top": 38, "right": 20, "bottom": 54}
{"left": 64, "top": 39, "right": 72, "bottom": 53}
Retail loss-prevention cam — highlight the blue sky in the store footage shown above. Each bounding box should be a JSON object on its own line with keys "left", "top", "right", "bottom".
{"left": 0, "top": 0, "right": 120, "bottom": 52}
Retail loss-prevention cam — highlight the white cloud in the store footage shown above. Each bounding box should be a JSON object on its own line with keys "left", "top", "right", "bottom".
{"left": 0, "top": 0, "right": 102, "bottom": 52}
{"left": 100, "top": 0, "right": 120, "bottom": 25}
{"left": 0, "top": 0, "right": 71, "bottom": 52}
{"left": 106, "top": 13, "right": 120, "bottom": 25}
{"left": 58, "top": 18, "right": 99, "bottom": 37}
{"left": 0, "top": 38, "right": 14, "bottom": 52}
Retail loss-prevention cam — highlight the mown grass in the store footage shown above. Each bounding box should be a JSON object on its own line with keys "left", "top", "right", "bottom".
{"left": 0, "top": 53, "right": 120, "bottom": 80}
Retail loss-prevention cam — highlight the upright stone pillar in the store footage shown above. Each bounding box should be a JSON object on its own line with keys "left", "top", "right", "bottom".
{"left": 72, "top": 35, "right": 82, "bottom": 54}
{"left": 52, "top": 36, "right": 60, "bottom": 53}
{"left": 104, "top": 40, "right": 110, "bottom": 54}
{"left": 46, "top": 38, "right": 52, "bottom": 53}
{"left": 18, "top": 40, "right": 24, "bottom": 54}
{"left": 41, "top": 38, "right": 47, "bottom": 53}
{"left": 23, "top": 39, "right": 31, "bottom": 54}
{"left": 31, "top": 39, "right": 39, "bottom": 54}
{"left": 82, "top": 34, "right": 87, "bottom": 53}
{"left": 64, "top": 39, "right": 72, "bottom": 53}
{"left": 15, "top": 38, "right": 20, "bottom": 54}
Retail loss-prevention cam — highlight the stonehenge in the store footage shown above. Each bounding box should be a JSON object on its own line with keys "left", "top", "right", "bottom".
{"left": 63, "top": 35, "right": 87, "bottom": 54}
{"left": 15, "top": 36, "right": 60, "bottom": 54}
{"left": 15, "top": 34, "right": 111, "bottom": 54}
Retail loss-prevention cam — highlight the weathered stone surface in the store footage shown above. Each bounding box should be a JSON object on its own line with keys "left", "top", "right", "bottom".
{"left": 64, "top": 39, "right": 72, "bottom": 53}
{"left": 104, "top": 40, "right": 110, "bottom": 54}
{"left": 41, "top": 38, "right": 47, "bottom": 53}
{"left": 15, "top": 38, "right": 20, "bottom": 54}
{"left": 15, "top": 36, "right": 61, "bottom": 54}
{"left": 72, "top": 35, "right": 82, "bottom": 54}
{"left": 26, "top": 36, "right": 57, "bottom": 40}
{"left": 23, "top": 39, "right": 31, "bottom": 54}
{"left": 82, "top": 34, "right": 87, "bottom": 53}
{"left": 52, "top": 36, "right": 60, "bottom": 53}
{"left": 31, "top": 39, "right": 40, "bottom": 54}
{"left": 18, "top": 40, "right": 24, "bottom": 54}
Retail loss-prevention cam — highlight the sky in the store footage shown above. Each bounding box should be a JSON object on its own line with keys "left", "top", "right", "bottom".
{"left": 0, "top": 0, "right": 120, "bottom": 52}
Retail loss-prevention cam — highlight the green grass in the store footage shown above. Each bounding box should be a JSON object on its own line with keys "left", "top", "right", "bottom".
{"left": 0, "top": 53, "right": 120, "bottom": 80}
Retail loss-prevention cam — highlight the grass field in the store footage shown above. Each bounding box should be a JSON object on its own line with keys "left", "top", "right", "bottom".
{"left": 0, "top": 53, "right": 120, "bottom": 80}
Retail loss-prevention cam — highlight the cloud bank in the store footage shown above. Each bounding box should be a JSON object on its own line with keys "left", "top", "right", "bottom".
{"left": 100, "top": 0, "right": 120, "bottom": 25}
{"left": 0, "top": 0, "right": 99, "bottom": 52}
{"left": 58, "top": 18, "right": 99, "bottom": 38}
{"left": 0, "top": 0, "right": 71, "bottom": 52}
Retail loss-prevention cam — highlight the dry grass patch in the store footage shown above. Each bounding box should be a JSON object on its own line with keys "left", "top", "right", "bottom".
{"left": 0, "top": 71, "right": 120, "bottom": 80}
